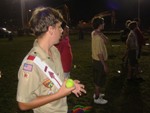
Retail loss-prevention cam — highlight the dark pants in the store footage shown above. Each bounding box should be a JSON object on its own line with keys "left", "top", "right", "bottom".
{"left": 92, "top": 59, "right": 106, "bottom": 86}
{"left": 128, "top": 50, "right": 138, "bottom": 67}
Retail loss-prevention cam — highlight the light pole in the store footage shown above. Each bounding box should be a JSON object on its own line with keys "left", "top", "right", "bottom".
{"left": 138, "top": 0, "right": 140, "bottom": 20}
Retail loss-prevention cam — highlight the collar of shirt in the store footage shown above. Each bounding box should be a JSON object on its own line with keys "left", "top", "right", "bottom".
{"left": 33, "top": 39, "right": 56, "bottom": 61}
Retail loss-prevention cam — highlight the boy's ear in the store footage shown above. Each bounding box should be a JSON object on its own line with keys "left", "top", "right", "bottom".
{"left": 47, "top": 26, "right": 53, "bottom": 35}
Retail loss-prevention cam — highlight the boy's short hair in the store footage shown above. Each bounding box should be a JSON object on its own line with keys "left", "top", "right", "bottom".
{"left": 91, "top": 17, "right": 104, "bottom": 29}
{"left": 29, "top": 7, "right": 64, "bottom": 36}
{"left": 128, "top": 21, "right": 137, "bottom": 30}
{"left": 125, "top": 20, "right": 131, "bottom": 28}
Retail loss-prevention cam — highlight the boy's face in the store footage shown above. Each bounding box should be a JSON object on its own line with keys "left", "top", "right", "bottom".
{"left": 100, "top": 23, "right": 105, "bottom": 30}
{"left": 52, "top": 22, "right": 63, "bottom": 44}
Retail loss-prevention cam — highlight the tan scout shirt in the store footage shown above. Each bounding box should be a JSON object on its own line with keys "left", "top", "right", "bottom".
{"left": 17, "top": 40, "right": 67, "bottom": 113}
{"left": 91, "top": 31, "right": 108, "bottom": 61}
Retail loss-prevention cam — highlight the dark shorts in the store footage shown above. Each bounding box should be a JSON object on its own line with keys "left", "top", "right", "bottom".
{"left": 128, "top": 50, "right": 138, "bottom": 67}
{"left": 92, "top": 59, "right": 106, "bottom": 87}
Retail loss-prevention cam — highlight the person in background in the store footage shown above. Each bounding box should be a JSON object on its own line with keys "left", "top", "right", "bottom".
{"left": 55, "top": 21, "right": 73, "bottom": 79}
{"left": 91, "top": 16, "right": 109, "bottom": 104}
{"left": 126, "top": 21, "right": 143, "bottom": 81}
{"left": 133, "top": 18, "right": 145, "bottom": 75}
{"left": 78, "top": 20, "right": 84, "bottom": 40}
{"left": 133, "top": 18, "right": 145, "bottom": 59}
{"left": 16, "top": 7, "right": 86, "bottom": 113}
{"left": 120, "top": 19, "right": 131, "bottom": 42}
{"left": 122, "top": 20, "right": 131, "bottom": 63}
{"left": 78, "top": 27, "right": 84, "bottom": 40}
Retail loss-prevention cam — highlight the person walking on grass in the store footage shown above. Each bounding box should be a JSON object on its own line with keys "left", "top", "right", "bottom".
{"left": 16, "top": 6, "right": 86, "bottom": 113}
{"left": 91, "top": 17, "right": 109, "bottom": 104}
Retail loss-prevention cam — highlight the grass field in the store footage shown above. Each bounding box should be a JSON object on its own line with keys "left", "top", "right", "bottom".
{"left": 0, "top": 32, "right": 150, "bottom": 113}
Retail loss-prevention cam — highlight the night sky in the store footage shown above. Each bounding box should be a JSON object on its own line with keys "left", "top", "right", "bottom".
{"left": 0, "top": 0, "right": 150, "bottom": 28}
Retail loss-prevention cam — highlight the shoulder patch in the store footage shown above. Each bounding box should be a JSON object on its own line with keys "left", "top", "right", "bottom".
{"left": 23, "top": 63, "right": 33, "bottom": 72}
{"left": 24, "top": 73, "right": 29, "bottom": 78}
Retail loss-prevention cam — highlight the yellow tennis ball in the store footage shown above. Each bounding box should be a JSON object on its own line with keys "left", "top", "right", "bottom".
{"left": 66, "top": 79, "right": 74, "bottom": 88}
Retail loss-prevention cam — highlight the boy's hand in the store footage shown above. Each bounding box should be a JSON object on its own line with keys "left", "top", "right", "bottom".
{"left": 57, "top": 80, "right": 75, "bottom": 98}
{"left": 72, "top": 80, "right": 86, "bottom": 97}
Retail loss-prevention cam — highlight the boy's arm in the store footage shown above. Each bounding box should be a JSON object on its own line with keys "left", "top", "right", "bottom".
{"left": 98, "top": 53, "right": 108, "bottom": 73}
{"left": 18, "top": 80, "right": 75, "bottom": 111}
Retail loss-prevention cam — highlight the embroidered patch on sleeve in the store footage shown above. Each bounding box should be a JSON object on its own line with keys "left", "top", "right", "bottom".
{"left": 24, "top": 73, "right": 29, "bottom": 78}
{"left": 23, "top": 63, "right": 33, "bottom": 72}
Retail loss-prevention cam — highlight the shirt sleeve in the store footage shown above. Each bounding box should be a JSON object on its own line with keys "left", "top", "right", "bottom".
{"left": 16, "top": 60, "right": 40, "bottom": 103}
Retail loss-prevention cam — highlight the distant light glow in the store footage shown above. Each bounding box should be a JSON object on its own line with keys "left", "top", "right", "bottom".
{"left": 0, "top": 70, "right": 2, "bottom": 78}
{"left": 145, "top": 43, "right": 150, "bottom": 46}
{"left": 117, "top": 70, "right": 121, "bottom": 73}
{"left": 8, "top": 31, "right": 12, "bottom": 34}
{"left": 2, "top": 28, "right": 6, "bottom": 31}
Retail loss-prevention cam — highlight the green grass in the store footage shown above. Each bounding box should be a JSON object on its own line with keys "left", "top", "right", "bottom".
{"left": 0, "top": 33, "right": 150, "bottom": 113}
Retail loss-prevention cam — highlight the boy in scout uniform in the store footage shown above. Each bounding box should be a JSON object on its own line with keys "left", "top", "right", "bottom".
{"left": 16, "top": 7, "right": 86, "bottom": 113}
